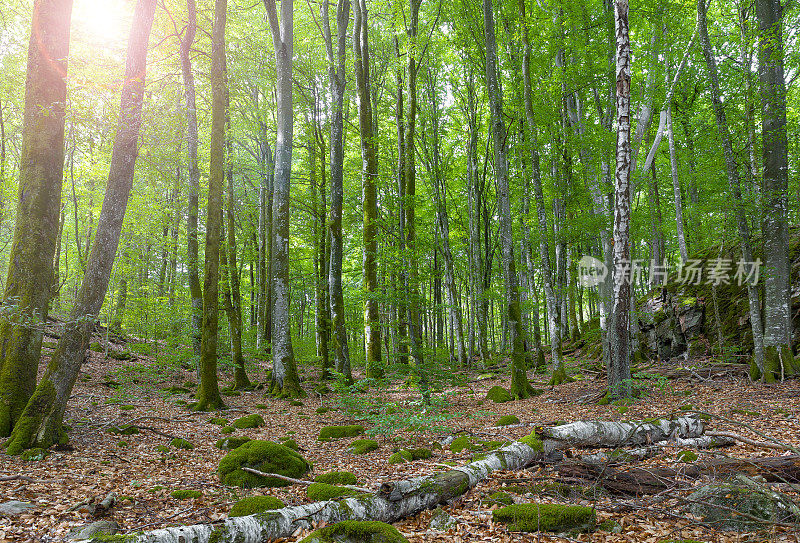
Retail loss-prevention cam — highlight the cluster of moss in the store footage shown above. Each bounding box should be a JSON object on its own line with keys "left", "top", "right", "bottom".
{"left": 20, "top": 448, "right": 49, "bottom": 461}
{"left": 314, "top": 471, "right": 358, "bottom": 486}
{"left": 218, "top": 440, "right": 311, "bottom": 488}
{"left": 216, "top": 436, "right": 251, "bottom": 450}
{"left": 229, "top": 495, "right": 285, "bottom": 517}
{"left": 388, "top": 447, "right": 432, "bottom": 464}
{"left": 449, "top": 436, "right": 474, "bottom": 453}
{"left": 495, "top": 415, "right": 520, "bottom": 426}
{"left": 171, "top": 489, "right": 202, "bottom": 499}
{"left": 118, "top": 405, "right": 135, "bottom": 411}
{"left": 220, "top": 426, "right": 236, "bottom": 434}
{"left": 492, "top": 503, "right": 596, "bottom": 533}
{"left": 318, "top": 425, "right": 365, "bottom": 441}
{"left": 170, "top": 438, "right": 194, "bottom": 450}
{"left": 488, "top": 491, "right": 514, "bottom": 506}
{"left": 316, "top": 407, "right": 331, "bottom": 414}
{"left": 299, "top": 521, "right": 409, "bottom": 543}
{"left": 350, "top": 439, "right": 379, "bottom": 455}
{"left": 208, "top": 417, "right": 229, "bottom": 426}
{"left": 306, "top": 483, "right": 366, "bottom": 501}
{"left": 232, "top": 414, "right": 265, "bottom": 429}
{"left": 107, "top": 425, "right": 139, "bottom": 435}
{"left": 281, "top": 439, "right": 300, "bottom": 451}
{"left": 485, "top": 386, "right": 513, "bottom": 403}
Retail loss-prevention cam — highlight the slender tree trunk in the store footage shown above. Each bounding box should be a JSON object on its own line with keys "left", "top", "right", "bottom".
{"left": 757, "top": 0, "right": 793, "bottom": 377}
{"left": 194, "top": 0, "right": 228, "bottom": 412}
{"left": 483, "top": 0, "right": 533, "bottom": 399}
{"left": 697, "top": 0, "right": 766, "bottom": 378}
{"left": 0, "top": 0, "right": 73, "bottom": 437}
{"left": 609, "top": 0, "right": 633, "bottom": 399}
{"left": 352, "top": 0, "right": 382, "bottom": 378}
{"left": 321, "top": 0, "right": 351, "bottom": 382}
{"left": 180, "top": 0, "right": 203, "bottom": 357}
{"left": 394, "top": 39, "right": 409, "bottom": 368}
{"left": 667, "top": 107, "right": 688, "bottom": 264}
{"left": 112, "top": 276, "right": 127, "bottom": 333}
{"left": 310, "top": 123, "right": 331, "bottom": 379}
{"left": 264, "top": 0, "right": 303, "bottom": 397}
{"left": 5, "top": 0, "right": 156, "bottom": 452}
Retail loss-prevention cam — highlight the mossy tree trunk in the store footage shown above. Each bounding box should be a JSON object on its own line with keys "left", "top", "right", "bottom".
{"left": 310, "top": 122, "right": 331, "bottom": 379}
{"left": 5, "top": 0, "right": 156, "bottom": 453}
{"left": 352, "top": 0, "right": 383, "bottom": 379}
{"left": 483, "top": 0, "right": 534, "bottom": 400}
{"left": 0, "top": 0, "right": 72, "bottom": 437}
{"left": 697, "top": 0, "right": 766, "bottom": 378}
{"left": 263, "top": 0, "right": 303, "bottom": 398}
{"left": 758, "top": 0, "right": 794, "bottom": 379}
{"left": 194, "top": 0, "right": 227, "bottom": 412}
{"left": 180, "top": 0, "right": 203, "bottom": 358}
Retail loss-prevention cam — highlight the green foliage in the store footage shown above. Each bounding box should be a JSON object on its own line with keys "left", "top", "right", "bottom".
{"left": 349, "top": 439, "right": 379, "bottom": 454}
{"left": 170, "top": 438, "right": 194, "bottom": 450}
{"left": 218, "top": 440, "right": 310, "bottom": 488}
{"left": 314, "top": 471, "right": 358, "bottom": 486}
{"left": 228, "top": 495, "right": 284, "bottom": 517}
{"left": 485, "top": 386, "right": 513, "bottom": 403}
{"left": 299, "top": 521, "right": 409, "bottom": 543}
{"left": 492, "top": 503, "right": 597, "bottom": 533}
{"left": 318, "top": 425, "right": 365, "bottom": 441}
{"left": 495, "top": 415, "right": 519, "bottom": 426}
{"left": 232, "top": 414, "right": 265, "bottom": 429}
{"left": 170, "top": 489, "right": 202, "bottom": 499}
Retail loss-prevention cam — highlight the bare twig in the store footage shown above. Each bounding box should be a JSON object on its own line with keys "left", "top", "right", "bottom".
{"left": 241, "top": 467, "right": 373, "bottom": 493}
{"left": 706, "top": 430, "right": 794, "bottom": 451}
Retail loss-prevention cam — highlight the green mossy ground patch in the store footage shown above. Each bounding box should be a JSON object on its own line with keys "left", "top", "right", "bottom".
{"left": 495, "top": 415, "right": 520, "bottom": 426}
{"left": 221, "top": 426, "right": 235, "bottom": 434}
{"left": 314, "top": 471, "right": 358, "bottom": 486}
{"left": 493, "top": 503, "right": 596, "bottom": 533}
{"left": 208, "top": 417, "right": 229, "bottom": 426}
{"left": 170, "top": 490, "right": 202, "bottom": 499}
{"left": 107, "top": 425, "right": 139, "bottom": 436}
{"left": 228, "top": 495, "right": 285, "bottom": 517}
{"left": 281, "top": 439, "right": 300, "bottom": 451}
{"left": 388, "top": 450, "right": 413, "bottom": 464}
{"left": 299, "top": 521, "right": 409, "bottom": 543}
{"left": 486, "top": 386, "right": 513, "bottom": 403}
{"left": 20, "top": 448, "right": 49, "bottom": 461}
{"left": 170, "top": 438, "right": 194, "bottom": 450}
{"left": 350, "top": 439, "right": 379, "bottom": 454}
{"left": 488, "top": 491, "right": 514, "bottom": 506}
{"left": 318, "top": 425, "right": 365, "bottom": 441}
{"left": 449, "top": 436, "right": 473, "bottom": 453}
{"left": 216, "top": 436, "right": 252, "bottom": 450}
{"left": 232, "top": 414, "right": 265, "bottom": 429}
{"left": 306, "top": 483, "right": 365, "bottom": 501}
{"left": 316, "top": 407, "right": 330, "bottom": 414}
{"left": 218, "top": 440, "right": 311, "bottom": 488}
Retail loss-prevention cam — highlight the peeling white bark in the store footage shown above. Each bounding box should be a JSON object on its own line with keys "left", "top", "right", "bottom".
{"left": 541, "top": 416, "right": 705, "bottom": 448}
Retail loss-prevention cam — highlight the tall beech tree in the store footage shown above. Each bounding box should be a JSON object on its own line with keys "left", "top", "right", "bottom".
{"left": 194, "top": 0, "right": 227, "bottom": 412}
{"left": 0, "top": 0, "right": 73, "bottom": 437}
{"left": 263, "top": 0, "right": 303, "bottom": 397}
{"left": 6, "top": 0, "right": 156, "bottom": 452}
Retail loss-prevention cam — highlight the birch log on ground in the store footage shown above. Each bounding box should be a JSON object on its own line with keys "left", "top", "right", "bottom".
{"left": 87, "top": 416, "right": 704, "bottom": 542}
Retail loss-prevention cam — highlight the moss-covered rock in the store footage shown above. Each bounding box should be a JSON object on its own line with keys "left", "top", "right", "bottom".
{"left": 488, "top": 491, "right": 514, "bottom": 506}
{"left": 485, "top": 386, "right": 513, "bottom": 403}
{"left": 314, "top": 471, "right": 358, "bottom": 486}
{"left": 218, "top": 440, "right": 311, "bottom": 488}
{"left": 318, "top": 425, "right": 365, "bottom": 441}
{"left": 350, "top": 439, "right": 379, "bottom": 455}
{"left": 449, "top": 436, "right": 473, "bottom": 453}
{"left": 170, "top": 489, "right": 202, "bottom": 499}
{"left": 216, "top": 436, "right": 251, "bottom": 450}
{"left": 493, "top": 503, "right": 596, "bottom": 533}
{"left": 299, "top": 521, "right": 409, "bottom": 543}
{"left": 228, "top": 495, "right": 285, "bottom": 517}
{"left": 388, "top": 450, "right": 413, "bottom": 464}
{"left": 306, "top": 483, "right": 365, "bottom": 501}
{"left": 409, "top": 448, "right": 432, "bottom": 459}
{"left": 281, "top": 439, "right": 300, "bottom": 451}
{"left": 220, "top": 426, "right": 235, "bottom": 434}
{"left": 208, "top": 417, "right": 229, "bottom": 426}
{"left": 170, "top": 438, "right": 194, "bottom": 450}
{"left": 232, "top": 414, "right": 265, "bottom": 429}
{"left": 519, "top": 432, "right": 544, "bottom": 451}
{"left": 495, "top": 415, "right": 520, "bottom": 426}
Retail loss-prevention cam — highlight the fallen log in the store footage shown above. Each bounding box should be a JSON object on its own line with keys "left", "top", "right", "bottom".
{"left": 556, "top": 454, "right": 800, "bottom": 495}
{"left": 88, "top": 416, "right": 702, "bottom": 542}
{"left": 540, "top": 416, "right": 705, "bottom": 447}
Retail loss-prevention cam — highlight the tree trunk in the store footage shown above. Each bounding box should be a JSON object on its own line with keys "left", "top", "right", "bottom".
{"left": 697, "top": 0, "right": 766, "bottom": 377}
{"left": 483, "top": 0, "right": 533, "bottom": 399}
{"left": 609, "top": 0, "right": 633, "bottom": 399}
{"left": 757, "top": 0, "right": 793, "bottom": 376}
{"left": 5, "top": 0, "right": 156, "bottom": 453}
{"left": 352, "top": 0, "right": 382, "bottom": 378}
{"left": 0, "top": 0, "right": 72, "bottom": 437}
{"left": 180, "top": 0, "right": 203, "bottom": 358}
{"left": 264, "top": 0, "right": 303, "bottom": 398}
{"left": 667, "top": 107, "right": 688, "bottom": 264}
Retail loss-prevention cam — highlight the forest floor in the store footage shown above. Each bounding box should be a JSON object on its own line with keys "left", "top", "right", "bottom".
{"left": 2, "top": 335, "right": 800, "bottom": 543}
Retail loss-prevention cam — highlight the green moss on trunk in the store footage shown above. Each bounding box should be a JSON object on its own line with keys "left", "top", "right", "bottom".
{"left": 6, "top": 379, "right": 57, "bottom": 455}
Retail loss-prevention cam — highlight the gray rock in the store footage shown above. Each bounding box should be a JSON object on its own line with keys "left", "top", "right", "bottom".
{"left": 68, "top": 520, "right": 121, "bottom": 540}
{"left": 428, "top": 507, "right": 457, "bottom": 531}
{"left": 0, "top": 500, "right": 35, "bottom": 517}
{"left": 689, "top": 475, "right": 800, "bottom": 531}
